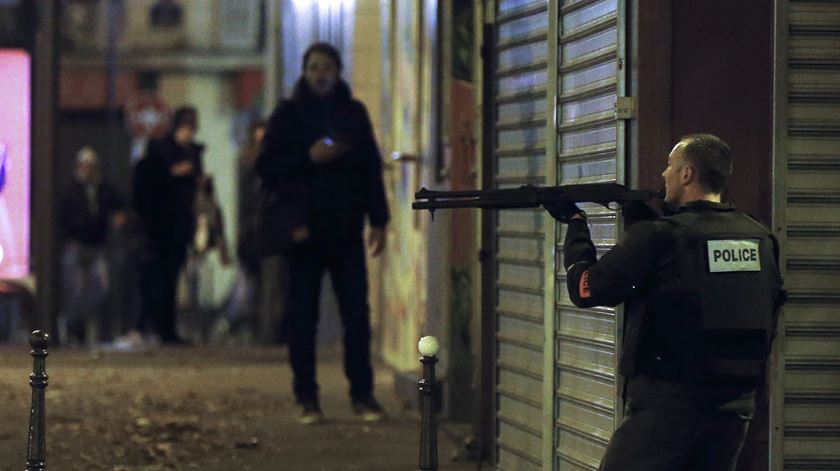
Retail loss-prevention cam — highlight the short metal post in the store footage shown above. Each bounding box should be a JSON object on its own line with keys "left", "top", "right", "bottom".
{"left": 26, "top": 330, "right": 49, "bottom": 471}
{"left": 418, "top": 336, "right": 439, "bottom": 471}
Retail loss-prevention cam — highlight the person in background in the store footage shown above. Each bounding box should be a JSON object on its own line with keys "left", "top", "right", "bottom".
{"left": 256, "top": 43, "right": 389, "bottom": 425}
{"left": 192, "top": 174, "right": 230, "bottom": 264}
{"left": 215, "top": 119, "right": 267, "bottom": 340}
{"left": 59, "top": 146, "right": 125, "bottom": 345}
{"left": 236, "top": 119, "right": 266, "bottom": 284}
{"left": 132, "top": 106, "right": 204, "bottom": 345}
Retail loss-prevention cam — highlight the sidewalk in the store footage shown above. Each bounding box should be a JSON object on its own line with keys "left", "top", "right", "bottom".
{"left": 0, "top": 346, "right": 479, "bottom": 471}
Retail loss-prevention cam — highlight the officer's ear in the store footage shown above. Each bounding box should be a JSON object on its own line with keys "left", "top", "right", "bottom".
{"left": 680, "top": 164, "right": 696, "bottom": 185}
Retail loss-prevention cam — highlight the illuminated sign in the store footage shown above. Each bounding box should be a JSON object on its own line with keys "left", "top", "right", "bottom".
{"left": 0, "top": 49, "right": 30, "bottom": 278}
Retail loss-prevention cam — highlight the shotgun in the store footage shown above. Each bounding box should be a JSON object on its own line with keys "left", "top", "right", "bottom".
{"left": 413, "top": 183, "right": 663, "bottom": 216}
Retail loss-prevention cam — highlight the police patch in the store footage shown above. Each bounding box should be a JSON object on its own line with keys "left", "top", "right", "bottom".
{"left": 707, "top": 240, "right": 761, "bottom": 273}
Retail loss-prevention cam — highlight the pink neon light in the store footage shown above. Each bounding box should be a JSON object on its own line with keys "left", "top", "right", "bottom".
{"left": 0, "top": 50, "right": 31, "bottom": 278}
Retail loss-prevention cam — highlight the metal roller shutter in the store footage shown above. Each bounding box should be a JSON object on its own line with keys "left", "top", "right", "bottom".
{"left": 493, "top": 1, "right": 550, "bottom": 469}
{"left": 554, "top": 0, "right": 624, "bottom": 469}
{"left": 775, "top": 1, "right": 840, "bottom": 469}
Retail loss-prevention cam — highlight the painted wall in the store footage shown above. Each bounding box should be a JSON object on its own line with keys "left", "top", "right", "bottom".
{"left": 351, "top": 0, "right": 385, "bottom": 335}
{"left": 377, "top": 0, "right": 431, "bottom": 372}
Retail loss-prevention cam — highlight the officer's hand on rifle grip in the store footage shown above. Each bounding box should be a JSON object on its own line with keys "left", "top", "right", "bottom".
{"left": 621, "top": 200, "right": 660, "bottom": 225}
{"left": 542, "top": 198, "right": 585, "bottom": 223}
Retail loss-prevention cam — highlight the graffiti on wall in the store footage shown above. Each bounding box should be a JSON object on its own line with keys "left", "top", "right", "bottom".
{"left": 380, "top": 0, "right": 429, "bottom": 371}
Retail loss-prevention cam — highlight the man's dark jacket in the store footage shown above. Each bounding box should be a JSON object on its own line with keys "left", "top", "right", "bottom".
{"left": 60, "top": 180, "right": 124, "bottom": 246}
{"left": 255, "top": 80, "right": 389, "bottom": 239}
{"left": 132, "top": 136, "right": 204, "bottom": 247}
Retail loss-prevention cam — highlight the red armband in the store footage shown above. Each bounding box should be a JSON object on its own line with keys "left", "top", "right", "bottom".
{"left": 579, "top": 270, "right": 592, "bottom": 299}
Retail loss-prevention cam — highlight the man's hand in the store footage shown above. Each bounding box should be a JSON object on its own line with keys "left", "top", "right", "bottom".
{"left": 309, "top": 138, "right": 350, "bottom": 164}
{"left": 291, "top": 225, "right": 310, "bottom": 242}
{"left": 171, "top": 161, "right": 195, "bottom": 176}
{"left": 542, "top": 198, "right": 584, "bottom": 223}
{"left": 368, "top": 226, "right": 386, "bottom": 257}
{"left": 111, "top": 211, "right": 127, "bottom": 230}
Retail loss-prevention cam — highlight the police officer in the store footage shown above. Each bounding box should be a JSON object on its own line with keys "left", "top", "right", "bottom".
{"left": 545, "top": 134, "right": 785, "bottom": 470}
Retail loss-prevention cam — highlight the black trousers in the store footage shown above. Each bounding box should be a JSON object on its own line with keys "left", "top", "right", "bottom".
{"left": 285, "top": 237, "right": 373, "bottom": 403}
{"left": 599, "top": 406, "right": 750, "bottom": 471}
{"left": 138, "top": 242, "right": 187, "bottom": 342}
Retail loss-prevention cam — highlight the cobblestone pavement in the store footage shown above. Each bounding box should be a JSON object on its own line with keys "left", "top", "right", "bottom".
{"left": 0, "top": 346, "right": 478, "bottom": 471}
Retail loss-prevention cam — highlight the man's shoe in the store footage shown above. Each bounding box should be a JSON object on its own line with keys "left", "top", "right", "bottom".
{"left": 295, "top": 401, "right": 324, "bottom": 425}
{"left": 351, "top": 396, "right": 387, "bottom": 422}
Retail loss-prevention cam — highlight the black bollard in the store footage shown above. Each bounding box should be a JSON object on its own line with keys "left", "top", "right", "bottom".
{"left": 418, "top": 336, "right": 439, "bottom": 471}
{"left": 26, "top": 330, "right": 49, "bottom": 471}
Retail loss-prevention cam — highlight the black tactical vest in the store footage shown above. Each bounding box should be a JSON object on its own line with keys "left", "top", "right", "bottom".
{"left": 633, "top": 207, "right": 783, "bottom": 386}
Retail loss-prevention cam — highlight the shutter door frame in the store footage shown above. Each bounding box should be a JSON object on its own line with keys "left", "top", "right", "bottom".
{"left": 543, "top": 0, "right": 561, "bottom": 467}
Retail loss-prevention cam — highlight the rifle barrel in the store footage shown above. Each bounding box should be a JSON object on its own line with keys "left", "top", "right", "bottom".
{"left": 413, "top": 186, "right": 540, "bottom": 210}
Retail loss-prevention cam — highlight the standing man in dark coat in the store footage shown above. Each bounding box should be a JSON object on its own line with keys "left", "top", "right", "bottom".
{"left": 256, "top": 43, "right": 389, "bottom": 425}
{"left": 546, "top": 134, "right": 786, "bottom": 470}
{"left": 132, "top": 106, "right": 204, "bottom": 344}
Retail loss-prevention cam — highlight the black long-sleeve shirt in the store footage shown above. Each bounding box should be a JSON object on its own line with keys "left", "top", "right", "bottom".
{"left": 132, "top": 136, "right": 204, "bottom": 247}
{"left": 255, "top": 83, "right": 389, "bottom": 240}
{"left": 60, "top": 179, "right": 124, "bottom": 247}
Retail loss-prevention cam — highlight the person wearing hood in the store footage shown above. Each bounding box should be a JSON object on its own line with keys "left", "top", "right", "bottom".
{"left": 132, "top": 106, "right": 204, "bottom": 345}
{"left": 256, "top": 43, "right": 389, "bottom": 425}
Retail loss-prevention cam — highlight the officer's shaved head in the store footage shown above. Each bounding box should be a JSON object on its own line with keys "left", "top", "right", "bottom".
{"left": 676, "top": 134, "right": 732, "bottom": 194}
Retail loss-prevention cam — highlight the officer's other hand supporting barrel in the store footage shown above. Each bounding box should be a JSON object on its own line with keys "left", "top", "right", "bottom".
{"left": 552, "top": 134, "right": 786, "bottom": 471}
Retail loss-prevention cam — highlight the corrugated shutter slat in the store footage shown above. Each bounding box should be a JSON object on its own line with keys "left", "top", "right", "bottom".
{"left": 494, "top": 1, "right": 550, "bottom": 467}
{"left": 554, "top": 0, "right": 620, "bottom": 468}
{"left": 779, "top": 1, "right": 840, "bottom": 468}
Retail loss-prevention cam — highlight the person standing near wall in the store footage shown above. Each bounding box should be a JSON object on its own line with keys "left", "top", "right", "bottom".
{"left": 59, "top": 146, "right": 125, "bottom": 345}
{"left": 547, "top": 134, "right": 786, "bottom": 470}
{"left": 220, "top": 119, "right": 268, "bottom": 339}
{"left": 132, "top": 106, "right": 204, "bottom": 345}
{"left": 256, "top": 43, "right": 389, "bottom": 425}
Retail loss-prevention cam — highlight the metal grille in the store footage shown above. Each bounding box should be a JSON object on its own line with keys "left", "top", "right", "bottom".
{"left": 554, "top": 0, "right": 622, "bottom": 469}
{"left": 777, "top": 1, "right": 840, "bottom": 469}
{"left": 494, "top": 1, "right": 550, "bottom": 469}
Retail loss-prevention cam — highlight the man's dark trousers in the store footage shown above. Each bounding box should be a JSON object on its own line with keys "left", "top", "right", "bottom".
{"left": 285, "top": 236, "right": 374, "bottom": 403}
{"left": 138, "top": 242, "right": 187, "bottom": 342}
{"left": 599, "top": 406, "right": 750, "bottom": 471}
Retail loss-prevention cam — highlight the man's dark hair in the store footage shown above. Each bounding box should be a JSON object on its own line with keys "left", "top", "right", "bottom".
{"left": 678, "top": 133, "right": 732, "bottom": 193}
{"left": 171, "top": 106, "right": 198, "bottom": 131}
{"left": 302, "top": 42, "right": 344, "bottom": 72}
